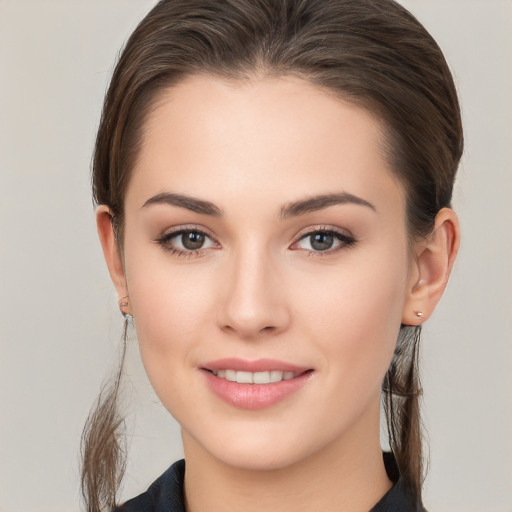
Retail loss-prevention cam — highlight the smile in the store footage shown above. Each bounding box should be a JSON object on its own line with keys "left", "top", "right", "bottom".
{"left": 202, "top": 360, "right": 314, "bottom": 410}
{"left": 210, "top": 369, "right": 302, "bottom": 384}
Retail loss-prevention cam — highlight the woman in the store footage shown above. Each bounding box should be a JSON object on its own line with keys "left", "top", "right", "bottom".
{"left": 81, "top": 0, "right": 462, "bottom": 510}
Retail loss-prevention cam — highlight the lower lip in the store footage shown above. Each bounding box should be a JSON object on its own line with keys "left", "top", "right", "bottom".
{"left": 202, "top": 370, "right": 313, "bottom": 410}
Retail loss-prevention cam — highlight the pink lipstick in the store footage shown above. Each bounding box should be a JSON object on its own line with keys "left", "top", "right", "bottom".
{"left": 201, "top": 358, "right": 314, "bottom": 410}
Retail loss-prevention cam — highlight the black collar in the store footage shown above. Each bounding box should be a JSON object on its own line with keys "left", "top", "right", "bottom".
{"left": 370, "top": 452, "right": 426, "bottom": 511}
{"left": 119, "top": 453, "right": 426, "bottom": 512}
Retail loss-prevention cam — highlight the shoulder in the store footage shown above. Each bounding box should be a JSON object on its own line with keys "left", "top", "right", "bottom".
{"left": 116, "top": 459, "right": 186, "bottom": 512}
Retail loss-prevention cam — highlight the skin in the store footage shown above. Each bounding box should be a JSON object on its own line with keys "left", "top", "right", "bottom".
{"left": 98, "top": 75, "right": 459, "bottom": 512}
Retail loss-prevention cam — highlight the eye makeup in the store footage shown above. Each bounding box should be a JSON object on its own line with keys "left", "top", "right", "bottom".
{"left": 290, "top": 225, "right": 357, "bottom": 257}
{"left": 153, "top": 223, "right": 357, "bottom": 259}
{"left": 154, "top": 225, "right": 219, "bottom": 258}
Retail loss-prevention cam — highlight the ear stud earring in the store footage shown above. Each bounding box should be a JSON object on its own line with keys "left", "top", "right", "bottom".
{"left": 119, "top": 296, "right": 132, "bottom": 320}
{"left": 415, "top": 311, "right": 424, "bottom": 318}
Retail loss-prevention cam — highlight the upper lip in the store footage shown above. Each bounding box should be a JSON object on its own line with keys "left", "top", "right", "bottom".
{"left": 202, "top": 358, "right": 311, "bottom": 373}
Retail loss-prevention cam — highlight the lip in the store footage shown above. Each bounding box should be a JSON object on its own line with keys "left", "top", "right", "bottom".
{"left": 201, "top": 358, "right": 314, "bottom": 410}
{"left": 202, "top": 358, "right": 310, "bottom": 373}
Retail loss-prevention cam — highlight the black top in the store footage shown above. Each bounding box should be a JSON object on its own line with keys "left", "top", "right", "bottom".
{"left": 118, "top": 453, "right": 426, "bottom": 512}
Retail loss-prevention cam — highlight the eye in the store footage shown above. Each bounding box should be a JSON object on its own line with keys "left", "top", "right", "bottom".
{"left": 175, "top": 230, "right": 211, "bottom": 250}
{"left": 156, "top": 228, "right": 218, "bottom": 255}
{"left": 292, "top": 228, "right": 356, "bottom": 254}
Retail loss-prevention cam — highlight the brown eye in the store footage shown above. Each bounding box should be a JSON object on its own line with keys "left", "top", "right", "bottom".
{"left": 181, "top": 231, "right": 206, "bottom": 250}
{"left": 156, "top": 228, "right": 217, "bottom": 254}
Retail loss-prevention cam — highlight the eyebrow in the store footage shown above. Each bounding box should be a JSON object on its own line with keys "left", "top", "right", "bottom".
{"left": 141, "top": 191, "right": 375, "bottom": 218}
{"left": 280, "top": 192, "right": 376, "bottom": 218}
{"left": 142, "top": 192, "right": 223, "bottom": 216}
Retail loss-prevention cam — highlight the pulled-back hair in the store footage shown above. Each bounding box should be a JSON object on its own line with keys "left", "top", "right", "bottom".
{"left": 82, "top": 1, "right": 463, "bottom": 510}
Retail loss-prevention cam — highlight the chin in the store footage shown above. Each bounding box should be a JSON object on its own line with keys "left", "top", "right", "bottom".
{"left": 211, "top": 442, "right": 309, "bottom": 472}
{"left": 182, "top": 416, "right": 338, "bottom": 472}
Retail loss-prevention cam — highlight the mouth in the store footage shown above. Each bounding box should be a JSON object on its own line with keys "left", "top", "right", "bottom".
{"left": 200, "top": 359, "right": 314, "bottom": 410}
{"left": 207, "top": 369, "right": 308, "bottom": 384}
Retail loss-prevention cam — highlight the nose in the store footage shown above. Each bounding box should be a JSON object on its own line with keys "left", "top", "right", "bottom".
{"left": 217, "top": 246, "right": 291, "bottom": 340}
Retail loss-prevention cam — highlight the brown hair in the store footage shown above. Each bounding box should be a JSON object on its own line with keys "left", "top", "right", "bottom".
{"left": 82, "top": 0, "right": 463, "bottom": 510}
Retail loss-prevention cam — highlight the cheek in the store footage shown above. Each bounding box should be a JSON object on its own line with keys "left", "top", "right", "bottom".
{"left": 294, "top": 247, "right": 409, "bottom": 389}
{"left": 123, "top": 258, "right": 218, "bottom": 416}
{"left": 122, "top": 238, "right": 217, "bottom": 376}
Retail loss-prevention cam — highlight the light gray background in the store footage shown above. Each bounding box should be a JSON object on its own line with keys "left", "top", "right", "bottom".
{"left": 0, "top": 1, "right": 511, "bottom": 511}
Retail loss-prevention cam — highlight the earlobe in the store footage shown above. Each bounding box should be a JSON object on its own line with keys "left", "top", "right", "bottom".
{"left": 96, "top": 205, "right": 130, "bottom": 311}
{"left": 402, "top": 208, "right": 460, "bottom": 325}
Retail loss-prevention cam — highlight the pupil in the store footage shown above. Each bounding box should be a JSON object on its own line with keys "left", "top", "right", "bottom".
{"left": 311, "top": 233, "right": 333, "bottom": 251}
{"left": 182, "top": 231, "right": 205, "bottom": 250}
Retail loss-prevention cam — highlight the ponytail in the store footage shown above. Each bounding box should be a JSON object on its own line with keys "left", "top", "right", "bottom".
{"left": 382, "top": 325, "right": 424, "bottom": 500}
{"left": 80, "top": 320, "right": 129, "bottom": 511}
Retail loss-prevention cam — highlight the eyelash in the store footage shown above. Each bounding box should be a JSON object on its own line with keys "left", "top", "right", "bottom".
{"left": 154, "top": 225, "right": 356, "bottom": 258}
{"left": 154, "top": 226, "right": 218, "bottom": 258}
{"left": 292, "top": 226, "right": 357, "bottom": 257}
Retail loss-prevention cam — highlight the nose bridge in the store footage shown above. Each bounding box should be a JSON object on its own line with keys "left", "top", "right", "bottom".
{"left": 218, "top": 239, "right": 289, "bottom": 338}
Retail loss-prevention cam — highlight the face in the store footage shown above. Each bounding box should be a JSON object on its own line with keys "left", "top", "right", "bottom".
{"left": 120, "top": 75, "right": 415, "bottom": 470}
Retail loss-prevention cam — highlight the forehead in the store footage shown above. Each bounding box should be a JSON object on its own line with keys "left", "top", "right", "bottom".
{"left": 127, "top": 74, "right": 405, "bottom": 216}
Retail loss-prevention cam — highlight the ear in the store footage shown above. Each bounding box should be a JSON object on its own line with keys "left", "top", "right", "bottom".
{"left": 402, "top": 208, "right": 460, "bottom": 325}
{"left": 96, "top": 205, "right": 131, "bottom": 315}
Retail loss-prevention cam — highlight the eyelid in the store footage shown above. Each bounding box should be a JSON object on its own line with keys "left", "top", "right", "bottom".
{"left": 290, "top": 225, "right": 357, "bottom": 253}
{"left": 156, "top": 224, "right": 215, "bottom": 238}
{"left": 293, "top": 224, "right": 355, "bottom": 242}
{"left": 153, "top": 224, "right": 355, "bottom": 257}
{"left": 154, "top": 224, "right": 220, "bottom": 255}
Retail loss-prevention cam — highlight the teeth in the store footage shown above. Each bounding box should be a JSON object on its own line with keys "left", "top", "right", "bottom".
{"left": 225, "top": 369, "right": 237, "bottom": 382}
{"left": 253, "top": 371, "right": 270, "bottom": 384}
{"left": 211, "top": 369, "right": 301, "bottom": 384}
{"left": 236, "top": 371, "right": 253, "bottom": 384}
{"left": 270, "top": 370, "right": 283, "bottom": 382}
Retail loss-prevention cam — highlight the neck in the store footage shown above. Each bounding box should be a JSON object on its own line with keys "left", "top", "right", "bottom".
{"left": 182, "top": 401, "right": 392, "bottom": 512}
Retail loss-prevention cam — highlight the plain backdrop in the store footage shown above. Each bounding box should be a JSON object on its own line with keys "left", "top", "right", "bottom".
{"left": 0, "top": 1, "right": 511, "bottom": 511}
